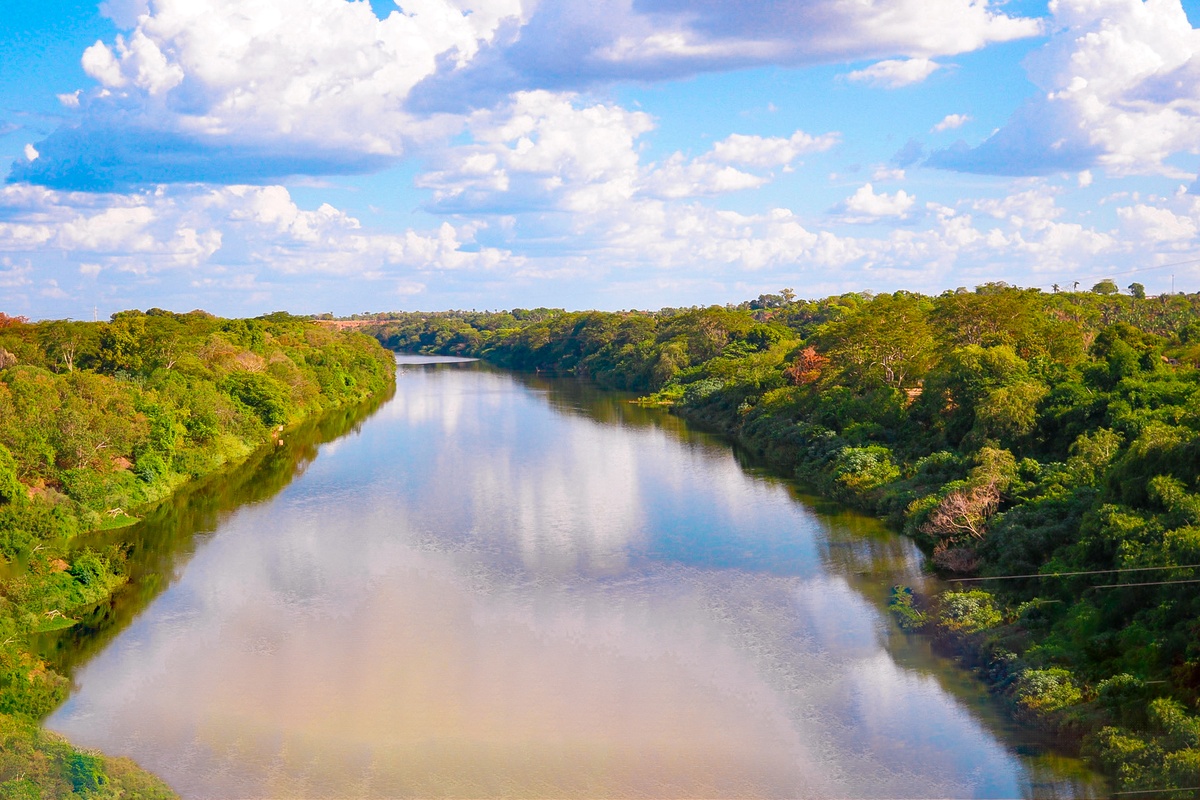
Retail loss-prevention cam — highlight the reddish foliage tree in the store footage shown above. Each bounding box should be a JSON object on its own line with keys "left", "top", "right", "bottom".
{"left": 921, "top": 482, "right": 1000, "bottom": 541}
{"left": 783, "top": 346, "right": 829, "bottom": 386}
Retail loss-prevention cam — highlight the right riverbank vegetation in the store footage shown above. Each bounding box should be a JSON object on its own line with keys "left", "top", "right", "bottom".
{"left": 0, "top": 310, "right": 395, "bottom": 797}
{"left": 367, "top": 284, "right": 1200, "bottom": 797}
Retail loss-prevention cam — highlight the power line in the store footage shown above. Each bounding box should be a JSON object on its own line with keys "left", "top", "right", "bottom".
{"left": 1032, "top": 255, "right": 1200, "bottom": 292}
{"left": 951, "top": 563, "right": 1200, "bottom": 583}
{"left": 1095, "top": 578, "right": 1200, "bottom": 590}
{"left": 1094, "top": 256, "right": 1200, "bottom": 279}
{"left": 1113, "top": 788, "right": 1200, "bottom": 796}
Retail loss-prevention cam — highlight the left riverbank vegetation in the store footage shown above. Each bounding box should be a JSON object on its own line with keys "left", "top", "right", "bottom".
{"left": 366, "top": 284, "right": 1200, "bottom": 797}
{"left": 0, "top": 309, "right": 395, "bottom": 797}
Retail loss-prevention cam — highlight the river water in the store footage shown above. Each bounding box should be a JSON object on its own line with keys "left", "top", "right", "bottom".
{"left": 47, "top": 356, "right": 1105, "bottom": 798}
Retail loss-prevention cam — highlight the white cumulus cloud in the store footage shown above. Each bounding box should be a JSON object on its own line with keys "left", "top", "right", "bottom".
{"left": 643, "top": 129, "right": 837, "bottom": 198}
{"left": 81, "top": 39, "right": 127, "bottom": 88}
{"left": 930, "top": 0, "right": 1200, "bottom": 175}
{"left": 17, "top": 0, "right": 526, "bottom": 188}
{"left": 1117, "top": 202, "right": 1198, "bottom": 242}
{"left": 872, "top": 166, "right": 906, "bottom": 181}
{"left": 9, "top": 169, "right": 1200, "bottom": 315}
{"left": 932, "top": 113, "right": 971, "bottom": 132}
{"left": 846, "top": 58, "right": 942, "bottom": 88}
{"left": 641, "top": 156, "right": 769, "bottom": 199}
{"left": 572, "top": 0, "right": 1038, "bottom": 75}
{"left": 708, "top": 130, "right": 839, "bottom": 167}
{"left": 837, "top": 183, "right": 916, "bottom": 220}
{"left": 418, "top": 90, "right": 653, "bottom": 214}
{"left": 419, "top": 91, "right": 834, "bottom": 211}
{"left": 16, "top": 0, "right": 1041, "bottom": 189}
{"left": 972, "top": 186, "right": 1064, "bottom": 225}
{"left": 0, "top": 183, "right": 513, "bottom": 282}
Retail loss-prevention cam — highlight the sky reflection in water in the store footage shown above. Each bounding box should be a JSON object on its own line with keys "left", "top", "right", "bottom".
{"left": 48, "top": 358, "right": 1101, "bottom": 799}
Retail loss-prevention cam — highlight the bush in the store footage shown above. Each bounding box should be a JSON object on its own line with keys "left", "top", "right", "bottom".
{"left": 1014, "top": 667, "right": 1083, "bottom": 714}
{"left": 1096, "top": 673, "right": 1152, "bottom": 728}
{"left": 1161, "top": 748, "right": 1200, "bottom": 794}
{"left": 0, "top": 711, "right": 177, "bottom": 797}
{"left": 65, "top": 751, "right": 107, "bottom": 792}
{"left": 832, "top": 445, "right": 900, "bottom": 497}
{"left": 134, "top": 450, "right": 168, "bottom": 484}
{"left": 220, "top": 373, "right": 290, "bottom": 427}
{"left": 681, "top": 377, "right": 725, "bottom": 405}
{"left": 1085, "top": 726, "right": 1164, "bottom": 789}
{"left": 59, "top": 468, "right": 141, "bottom": 515}
{"left": 0, "top": 444, "right": 21, "bottom": 505}
{"left": 1147, "top": 698, "right": 1200, "bottom": 751}
{"left": 938, "top": 590, "right": 1003, "bottom": 633}
{"left": 888, "top": 585, "right": 928, "bottom": 631}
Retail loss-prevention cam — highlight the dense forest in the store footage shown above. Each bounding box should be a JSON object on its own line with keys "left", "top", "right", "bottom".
{"left": 367, "top": 284, "right": 1200, "bottom": 796}
{"left": 0, "top": 310, "right": 395, "bottom": 797}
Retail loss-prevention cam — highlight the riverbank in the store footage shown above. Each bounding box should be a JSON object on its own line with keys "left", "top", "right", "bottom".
{"left": 365, "top": 289, "right": 1200, "bottom": 796}
{"left": 0, "top": 310, "right": 396, "bottom": 795}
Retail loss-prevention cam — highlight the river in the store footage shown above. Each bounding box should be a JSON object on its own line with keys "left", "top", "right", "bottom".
{"left": 46, "top": 355, "right": 1106, "bottom": 798}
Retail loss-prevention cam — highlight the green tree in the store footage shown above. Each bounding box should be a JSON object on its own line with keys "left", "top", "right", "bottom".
{"left": 143, "top": 314, "right": 187, "bottom": 372}
{"left": 919, "top": 344, "right": 1046, "bottom": 448}
{"left": 938, "top": 590, "right": 1003, "bottom": 632}
{"left": 818, "top": 293, "right": 935, "bottom": 391}
{"left": 0, "top": 443, "right": 22, "bottom": 504}
{"left": 53, "top": 372, "right": 147, "bottom": 471}
{"left": 221, "top": 373, "right": 290, "bottom": 427}
{"left": 1015, "top": 668, "right": 1083, "bottom": 714}
{"left": 0, "top": 367, "right": 62, "bottom": 479}
{"left": 97, "top": 312, "right": 148, "bottom": 375}
{"left": 37, "top": 320, "right": 98, "bottom": 373}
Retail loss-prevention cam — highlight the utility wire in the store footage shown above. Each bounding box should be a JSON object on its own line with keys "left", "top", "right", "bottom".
{"left": 1089, "top": 256, "right": 1200, "bottom": 278}
{"left": 951, "top": 563, "right": 1200, "bottom": 582}
{"left": 1095, "top": 578, "right": 1200, "bottom": 589}
{"left": 1113, "top": 788, "right": 1200, "bottom": 796}
{"left": 1030, "top": 255, "right": 1200, "bottom": 292}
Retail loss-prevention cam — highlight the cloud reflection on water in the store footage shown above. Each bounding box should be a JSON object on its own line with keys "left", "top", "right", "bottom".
{"left": 48, "top": 363, "right": 1098, "bottom": 799}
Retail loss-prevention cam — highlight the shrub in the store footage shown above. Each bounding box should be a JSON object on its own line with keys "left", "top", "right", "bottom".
{"left": 681, "top": 377, "right": 725, "bottom": 405}
{"left": 1014, "top": 667, "right": 1083, "bottom": 714}
{"left": 938, "top": 590, "right": 1003, "bottom": 633}
{"left": 220, "top": 373, "right": 290, "bottom": 427}
{"left": 0, "top": 444, "right": 21, "bottom": 505}
{"left": 1085, "top": 726, "right": 1163, "bottom": 789}
{"left": 66, "top": 751, "right": 108, "bottom": 792}
{"left": 888, "top": 585, "right": 928, "bottom": 631}
{"left": 832, "top": 445, "right": 901, "bottom": 495}
{"left": 1147, "top": 698, "right": 1200, "bottom": 751}
{"left": 1096, "top": 674, "right": 1152, "bottom": 727}
{"left": 134, "top": 451, "right": 168, "bottom": 484}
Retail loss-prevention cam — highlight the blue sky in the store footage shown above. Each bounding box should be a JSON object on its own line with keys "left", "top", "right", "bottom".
{"left": 2, "top": 0, "right": 1200, "bottom": 318}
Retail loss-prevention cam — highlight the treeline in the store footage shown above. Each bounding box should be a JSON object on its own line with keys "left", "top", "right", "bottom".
{"left": 0, "top": 309, "right": 395, "bottom": 796}
{"left": 368, "top": 286, "right": 1200, "bottom": 796}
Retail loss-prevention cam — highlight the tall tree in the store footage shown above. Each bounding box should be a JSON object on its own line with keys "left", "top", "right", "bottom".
{"left": 817, "top": 293, "right": 935, "bottom": 391}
